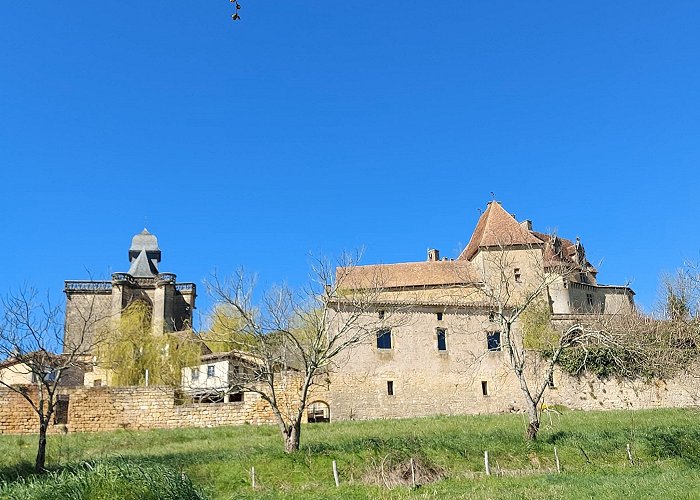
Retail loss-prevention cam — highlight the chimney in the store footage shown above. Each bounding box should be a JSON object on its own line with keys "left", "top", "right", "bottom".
{"left": 427, "top": 249, "right": 440, "bottom": 262}
{"left": 521, "top": 220, "right": 532, "bottom": 231}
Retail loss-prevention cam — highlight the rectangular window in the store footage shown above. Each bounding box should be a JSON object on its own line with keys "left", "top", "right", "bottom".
{"left": 514, "top": 268, "right": 522, "bottom": 283}
{"left": 481, "top": 381, "right": 489, "bottom": 396}
{"left": 437, "top": 328, "right": 447, "bottom": 351}
{"left": 436, "top": 312, "right": 443, "bottom": 321}
{"left": 487, "top": 331, "right": 501, "bottom": 351}
{"left": 229, "top": 392, "right": 244, "bottom": 402}
{"left": 586, "top": 293, "right": 594, "bottom": 307}
{"left": 488, "top": 311, "right": 496, "bottom": 322}
{"left": 191, "top": 368, "right": 200, "bottom": 381}
{"left": 93, "top": 379, "right": 102, "bottom": 387}
{"left": 376, "top": 329, "right": 392, "bottom": 349}
{"left": 207, "top": 365, "right": 215, "bottom": 378}
{"left": 54, "top": 395, "right": 69, "bottom": 424}
{"left": 378, "top": 310, "right": 385, "bottom": 320}
{"left": 387, "top": 380, "right": 394, "bottom": 396}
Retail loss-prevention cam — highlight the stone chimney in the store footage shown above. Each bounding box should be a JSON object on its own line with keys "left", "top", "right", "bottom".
{"left": 427, "top": 249, "right": 440, "bottom": 262}
{"left": 520, "top": 220, "right": 532, "bottom": 231}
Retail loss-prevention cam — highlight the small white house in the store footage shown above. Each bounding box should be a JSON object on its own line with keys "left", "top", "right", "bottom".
{"left": 182, "top": 350, "right": 260, "bottom": 403}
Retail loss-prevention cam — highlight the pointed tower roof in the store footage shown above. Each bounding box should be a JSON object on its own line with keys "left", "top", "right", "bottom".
{"left": 458, "top": 202, "right": 542, "bottom": 261}
{"left": 125, "top": 228, "right": 162, "bottom": 277}
{"left": 128, "top": 248, "right": 159, "bottom": 277}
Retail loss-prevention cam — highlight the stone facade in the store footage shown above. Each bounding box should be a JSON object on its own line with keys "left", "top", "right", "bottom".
{"left": 0, "top": 385, "right": 304, "bottom": 435}
{"left": 324, "top": 202, "right": 689, "bottom": 422}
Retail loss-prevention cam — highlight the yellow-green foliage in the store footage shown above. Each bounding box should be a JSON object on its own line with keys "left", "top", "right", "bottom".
{"left": 521, "top": 300, "right": 559, "bottom": 350}
{"left": 200, "top": 304, "right": 253, "bottom": 353}
{"left": 98, "top": 301, "right": 200, "bottom": 387}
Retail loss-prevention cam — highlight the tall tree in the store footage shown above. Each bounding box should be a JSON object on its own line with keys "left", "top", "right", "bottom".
{"left": 206, "top": 253, "right": 396, "bottom": 453}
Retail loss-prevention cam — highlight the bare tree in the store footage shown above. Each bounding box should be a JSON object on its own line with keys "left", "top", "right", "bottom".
{"left": 0, "top": 287, "right": 100, "bottom": 472}
{"left": 206, "top": 253, "right": 396, "bottom": 453}
{"left": 467, "top": 234, "right": 636, "bottom": 440}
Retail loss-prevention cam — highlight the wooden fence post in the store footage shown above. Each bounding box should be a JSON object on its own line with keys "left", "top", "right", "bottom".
{"left": 332, "top": 460, "right": 339, "bottom": 487}
{"left": 484, "top": 451, "right": 491, "bottom": 476}
{"left": 626, "top": 443, "right": 635, "bottom": 466}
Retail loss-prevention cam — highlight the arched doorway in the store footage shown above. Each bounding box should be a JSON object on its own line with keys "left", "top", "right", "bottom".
{"left": 307, "top": 401, "right": 331, "bottom": 423}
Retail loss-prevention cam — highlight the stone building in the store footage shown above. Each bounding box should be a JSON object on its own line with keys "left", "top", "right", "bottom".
{"left": 327, "top": 201, "right": 637, "bottom": 421}
{"left": 63, "top": 229, "right": 196, "bottom": 356}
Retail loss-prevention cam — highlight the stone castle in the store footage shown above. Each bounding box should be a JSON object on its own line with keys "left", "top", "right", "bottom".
{"left": 1, "top": 204, "right": 697, "bottom": 435}
{"left": 324, "top": 201, "right": 645, "bottom": 421}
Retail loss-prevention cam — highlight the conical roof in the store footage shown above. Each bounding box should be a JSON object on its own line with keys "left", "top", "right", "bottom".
{"left": 458, "top": 202, "right": 542, "bottom": 260}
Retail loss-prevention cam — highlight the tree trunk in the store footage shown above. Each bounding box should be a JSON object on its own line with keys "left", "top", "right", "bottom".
{"left": 35, "top": 421, "right": 48, "bottom": 472}
{"left": 284, "top": 420, "right": 301, "bottom": 453}
{"left": 525, "top": 401, "right": 540, "bottom": 441}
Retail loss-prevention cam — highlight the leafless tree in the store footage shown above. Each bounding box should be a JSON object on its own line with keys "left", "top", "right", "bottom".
{"left": 206, "top": 253, "right": 398, "bottom": 453}
{"left": 0, "top": 287, "right": 100, "bottom": 472}
{"left": 465, "top": 236, "right": 636, "bottom": 440}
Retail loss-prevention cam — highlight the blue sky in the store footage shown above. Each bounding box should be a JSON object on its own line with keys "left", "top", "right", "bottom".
{"left": 2, "top": 2, "right": 699, "bottom": 325}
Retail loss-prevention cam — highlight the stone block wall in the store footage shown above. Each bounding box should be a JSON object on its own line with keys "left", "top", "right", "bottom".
{"left": 0, "top": 386, "right": 282, "bottom": 435}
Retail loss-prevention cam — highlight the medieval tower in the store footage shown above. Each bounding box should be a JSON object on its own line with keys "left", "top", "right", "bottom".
{"left": 63, "top": 229, "right": 196, "bottom": 353}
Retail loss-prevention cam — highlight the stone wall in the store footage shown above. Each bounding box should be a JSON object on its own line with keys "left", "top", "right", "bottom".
{"left": 0, "top": 386, "right": 283, "bottom": 435}
{"left": 327, "top": 307, "right": 700, "bottom": 421}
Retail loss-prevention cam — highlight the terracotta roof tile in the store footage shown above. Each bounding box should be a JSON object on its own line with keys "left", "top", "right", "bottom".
{"left": 339, "top": 260, "right": 478, "bottom": 290}
{"left": 458, "top": 202, "right": 542, "bottom": 260}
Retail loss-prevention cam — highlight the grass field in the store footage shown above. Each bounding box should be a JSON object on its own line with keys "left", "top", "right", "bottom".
{"left": 0, "top": 407, "right": 699, "bottom": 499}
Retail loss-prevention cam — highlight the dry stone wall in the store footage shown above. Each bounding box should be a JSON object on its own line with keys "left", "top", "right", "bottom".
{"left": 0, "top": 386, "right": 285, "bottom": 435}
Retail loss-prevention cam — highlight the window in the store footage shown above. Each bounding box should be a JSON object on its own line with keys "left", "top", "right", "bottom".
{"left": 376, "top": 329, "right": 392, "bottom": 349}
{"left": 54, "top": 395, "right": 69, "bottom": 424}
{"left": 207, "top": 365, "right": 215, "bottom": 378}
{"left": 487, "top": 331, "right": 501, "bottom": 351}
{"left": 481, "top": 381, "right": 489, "bottom": 396}
{"left": 548, "top": 373, "right": 556, "bottom": 389}
{"left": 191, "top": 368, "right": 200, "bottom": 381}
{"left": 229, "top": 392, "right": 244, "bottom": 402}
{"left": 93, "top": 379, "right": 102, "bottom": 387}
{"left": 586, "top": 293, "right": 594, "bottom": 307}
{"left": 378, "top": 310, "right": 385, "bottom": 320}
{"left": 488, "top": 311, "right": 496, "bottom": 322}
{"left": 437, "top": 328, "right": 447, "bottom": 351}
{"left": 436, "top": 312, "right": 443, "bottom": 321}
{"left": 514, "top": 268, "right": 522, "bottom": 283}
{"left": 387, "top": 381, "right": 394, "bottom": 396}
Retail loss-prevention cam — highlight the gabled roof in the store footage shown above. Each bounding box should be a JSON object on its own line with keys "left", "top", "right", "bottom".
{"left": 339, "top": 260, "right": 478, "bottom": 290}
{"left": 458, "top": 201, "right": 542, "bottom": 261}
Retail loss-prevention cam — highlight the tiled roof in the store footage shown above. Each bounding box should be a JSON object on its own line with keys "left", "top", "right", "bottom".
{"left": 339, "top": 260, "right": 479, "bottom": 290}
{"left": 458, "top": 202, "right": 542, "bottom": 260}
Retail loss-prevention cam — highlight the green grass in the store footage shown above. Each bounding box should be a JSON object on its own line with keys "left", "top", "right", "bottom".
{"left": 0, "top": 408, "right": 698, "bottom": 499}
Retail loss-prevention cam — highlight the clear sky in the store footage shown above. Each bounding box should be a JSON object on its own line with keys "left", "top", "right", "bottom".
{"left": 2, "top": 2, "right": 699, "bottom": 326}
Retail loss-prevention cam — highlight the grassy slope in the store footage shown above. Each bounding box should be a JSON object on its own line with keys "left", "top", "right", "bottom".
{"left": 0, "top": 408, "right": 699, "bottom": 499}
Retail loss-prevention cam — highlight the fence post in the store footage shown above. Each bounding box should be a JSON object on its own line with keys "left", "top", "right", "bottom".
{"left": 484, "top": 451, "right": 491, "bottom": 476}
{"left": 410, "top": 457, "right": 416, "bottom": 487}
{"left": 554, "top": 446, "right": 561, "bottom": 473}
{"left": 332, "top": 460, "right": 339, "bottom": 487}
{"left": 626, "top": 443, "right": 634, "bottom": 466}
{"left": 251, "top": 466, "right": 256, "bottom": 489}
